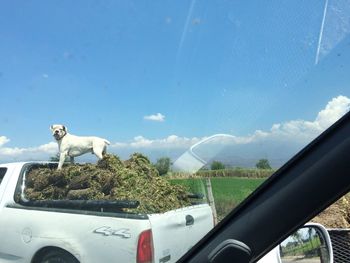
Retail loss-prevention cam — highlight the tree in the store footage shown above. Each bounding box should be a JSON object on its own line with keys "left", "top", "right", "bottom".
{"left": 49, "top": 154, "right": 60, "bottom": 162}
{"left": 49, "top": 153, "right": 70, "bottom": 163}
{"left": 211, "top": 161, "right": 225, "bottom": 170}
{"left": 256, "top": 159, "right": 272, "bottom": 169}
{"left": 154, "top": 157, "right": 171, "bottom": 176}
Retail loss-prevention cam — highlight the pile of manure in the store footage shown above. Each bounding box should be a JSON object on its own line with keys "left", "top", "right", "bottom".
{"left": 24, "top": 153, "right": 192, "bottom": 214}
{"left": 312, "top": 194, "right": 350, "bottom": 228}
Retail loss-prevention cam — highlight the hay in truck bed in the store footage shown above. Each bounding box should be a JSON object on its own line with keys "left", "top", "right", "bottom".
{"left": 15, "top": 153, "right": 194, "bottom": 214}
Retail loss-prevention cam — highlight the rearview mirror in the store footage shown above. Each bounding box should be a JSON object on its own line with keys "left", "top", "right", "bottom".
{"left": 280, "top": 224, "right": 332, "bottom": 263}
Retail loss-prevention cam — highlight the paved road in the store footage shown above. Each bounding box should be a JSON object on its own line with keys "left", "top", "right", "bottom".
{"left": 282, "top": 256, "right": 320, "bottom": 263}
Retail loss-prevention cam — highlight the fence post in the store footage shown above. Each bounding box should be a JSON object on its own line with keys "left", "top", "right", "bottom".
{"left": 205, "top": 177, "right": 218, "bottom": 225}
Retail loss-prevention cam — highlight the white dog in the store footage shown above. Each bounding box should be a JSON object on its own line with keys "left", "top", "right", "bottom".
{"left": 50, "top": 124, "right": 110, "bottom": 170}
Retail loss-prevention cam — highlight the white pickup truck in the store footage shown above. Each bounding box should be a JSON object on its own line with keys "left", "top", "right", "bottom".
{"left": 0, "top": 162, "right": 214, "bottom": 263}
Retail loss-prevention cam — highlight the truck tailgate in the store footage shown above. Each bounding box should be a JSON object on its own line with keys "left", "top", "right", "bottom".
{"left": 148, "top": 204, "right": 213, "bottom": 263}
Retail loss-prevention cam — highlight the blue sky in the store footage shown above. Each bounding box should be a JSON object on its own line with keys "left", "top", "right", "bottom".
{"left": 1, "top": 1, "right": 350, "bottom": 167}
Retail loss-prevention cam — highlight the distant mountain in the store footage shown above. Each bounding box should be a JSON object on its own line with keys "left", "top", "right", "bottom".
{"left": 108, "top": 145, "right": 297, "bottom": 169}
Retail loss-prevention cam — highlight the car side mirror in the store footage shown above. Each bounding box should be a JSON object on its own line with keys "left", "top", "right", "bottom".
{"left": 279, "top": 224, "right": 333, "bottom": 263}
{"left": 258, "top": 223, "right": 333, "bottom": 263}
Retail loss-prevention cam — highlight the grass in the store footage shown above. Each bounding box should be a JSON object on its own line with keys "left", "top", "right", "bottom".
{"left": 281, "top": 237, "right": 321, "bottom": 257}
{"left": 169, "top": 177, "right": 265, "bottom": 220}
{"left": 210, "top": 177, "right": 265, "bottom": 203}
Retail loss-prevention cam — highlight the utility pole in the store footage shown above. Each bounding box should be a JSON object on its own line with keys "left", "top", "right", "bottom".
{"left": 205, "top": 177, "right": 218, "bottom": 225}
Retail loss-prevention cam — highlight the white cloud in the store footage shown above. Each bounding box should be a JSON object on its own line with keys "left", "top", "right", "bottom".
{"left": 111, "top": 135, "right": 200, "bottom": 149}
{"left": 1, "top": 95, "right": 349, "bottom": 165}
{"left": 143, "top": 113, "right": 165, "bottom": 122}
{"left": 36, "top": 142, "right": 58, "bottom": 153}
{"left": 0, "top": 136, "right": 10, "bottom": 147}
{"left": 0, "top": 140, "right": 57, "bottom": 161}
{"left": 111, "top": 95, "right": 350, "bottom": 164}
{"left": 315, "top": 95, "right": 350, "bottom": 129}
{"left": 212, "top": 95, "right": 349, "bottom": 147}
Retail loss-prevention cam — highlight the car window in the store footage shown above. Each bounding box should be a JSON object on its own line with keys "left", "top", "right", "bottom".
{"left": 0, "top": 168, "right": 7, "bottom": 185}
{"left": 1, "top": 1, "right": 349, "bottom": 262}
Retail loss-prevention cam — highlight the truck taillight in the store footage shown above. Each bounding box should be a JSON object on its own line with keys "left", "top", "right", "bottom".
{"left": 137, "top": 229, "right": 154, "bottom": 263}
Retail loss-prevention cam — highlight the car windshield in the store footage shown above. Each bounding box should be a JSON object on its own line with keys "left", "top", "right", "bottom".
{"left": 0, "top": 1, "right": 349, "bottom": 262}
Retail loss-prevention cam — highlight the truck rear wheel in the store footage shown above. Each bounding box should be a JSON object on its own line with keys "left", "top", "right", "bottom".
{"left": 36, "top": 248, "right": 79, "bottom": 263}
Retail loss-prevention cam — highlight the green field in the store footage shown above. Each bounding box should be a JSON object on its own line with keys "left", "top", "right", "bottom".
{"left": 169, "top": 177, "right": 266, "bottom": 220}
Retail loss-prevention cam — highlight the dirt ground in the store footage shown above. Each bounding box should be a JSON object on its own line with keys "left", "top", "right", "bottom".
{"left": 311, "top": 194, "right": 350, "bottom": 228}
